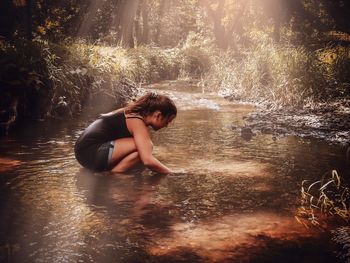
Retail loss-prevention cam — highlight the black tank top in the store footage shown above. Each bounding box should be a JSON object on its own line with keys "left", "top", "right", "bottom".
{"left": 74, "top": 110, "right": 140, "bottom": 167}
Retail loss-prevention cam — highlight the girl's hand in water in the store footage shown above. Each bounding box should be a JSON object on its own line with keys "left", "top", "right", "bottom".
{"left": 169, "top": 168, "right": 187, "bottom": 176}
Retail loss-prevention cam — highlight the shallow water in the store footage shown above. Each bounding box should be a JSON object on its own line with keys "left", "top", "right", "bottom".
{"left": 0, "top": 81, "right": 349, "bottom": 262}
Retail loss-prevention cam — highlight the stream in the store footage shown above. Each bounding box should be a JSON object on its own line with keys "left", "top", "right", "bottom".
{"left": 0, "top": 80, "right": 349, "bottom": 263}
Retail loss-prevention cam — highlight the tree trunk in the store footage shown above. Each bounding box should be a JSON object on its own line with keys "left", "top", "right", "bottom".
{"left": 26, "top": 0, "right": 32, "bottom": 40}
{"left": 213, "top": 16, "right": 227, "bottom": 49}
{"left": 77, "top": 0, "right": 104, "bottom": 37}
{"left": 111, "top": 0, "right": 123, "bottom": 41}
{"left": 0, "top": 0, "right": 15, "bottom": 39}
{"left": 154, "top": 0, "right": 168, "bottom": 45}
{"left": 225, "top": 2, "right": 247, "bottom": 50}
{"left": 141, "top": 0, "right": 149, "bottom": 44}
{"left": 134, "top": 4, "right": 142, "bottom": 45}
{"left": 202, "top": 0, "right": 228, "bottom": 49}
{"left": 119, "top": 0, "right": 139, "bottom": 48}
{"left": 272, "top": 13, "right": 281, "bottom": 43}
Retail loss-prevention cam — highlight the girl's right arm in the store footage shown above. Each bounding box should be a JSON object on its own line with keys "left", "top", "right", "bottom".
{"left": 127, "top": 119, "right": 172, "bottom": 174}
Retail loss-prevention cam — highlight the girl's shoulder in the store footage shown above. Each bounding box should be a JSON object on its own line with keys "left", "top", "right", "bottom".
{"left": 124, "top": 111, "right": 144, "bottom": 121}
{"left": 99, "top": 108, "right": 124, "bottom": 119}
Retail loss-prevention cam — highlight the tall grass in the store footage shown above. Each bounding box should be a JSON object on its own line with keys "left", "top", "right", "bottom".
{"left": 203, "top": 36, "right": 350, "bottom": 109}
{"left": 2, "top": 33, "right": 349, "bottom": 133}
{"left": 295, "top": 170, "right": 350, "bottom": 228}
{"left": 0, "top": 37, "right": 211, "bottom": 132}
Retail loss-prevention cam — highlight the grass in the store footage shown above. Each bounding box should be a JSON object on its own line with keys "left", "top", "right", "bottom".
{"left": 203, "top": 36, "right": 350, "bottom": 109}
{"left": 295, "top": 170, "right": 350, "bottom": 228}
{"left": 1, "top": 32, "right": 349, "bottom": 133}
{"left": 0, "top": 36, "right": 211, "bottom": 133}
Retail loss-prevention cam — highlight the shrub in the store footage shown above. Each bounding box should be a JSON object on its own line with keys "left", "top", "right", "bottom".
{"left": 0, "top": 37, "right": 213, "bottom": 134}
{"left": 317, "top": 46, "right": 350, "bottom": 97}
{"left": 177, "top": 32, "right": 214, "bottom": 78}
{"left": 127, "top": 46, "right": 180, "bottom": 83}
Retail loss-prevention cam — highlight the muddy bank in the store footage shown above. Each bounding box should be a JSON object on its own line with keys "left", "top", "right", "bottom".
{"left": 233, "top": 100, "right": 350, "bottom": 145}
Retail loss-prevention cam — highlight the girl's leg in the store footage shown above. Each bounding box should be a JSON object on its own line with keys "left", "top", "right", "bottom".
{"left": 109, "top": 138, "right": 142, "bottom": 172}
{"left": 111, "top": 152, "right": 141, "bottom": 172}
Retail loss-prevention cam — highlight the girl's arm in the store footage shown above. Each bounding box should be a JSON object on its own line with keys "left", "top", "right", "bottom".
{"left": 127, "top": 119, "right": 172, "bottom": 174}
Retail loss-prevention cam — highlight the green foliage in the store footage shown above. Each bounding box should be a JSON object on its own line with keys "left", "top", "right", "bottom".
{"left": 0, "top": 37, "right": 212, "bottom": 132}
{"left": 67, "top": 37, "right": 211, "bottom": 83}
{"left": 0, "top": 40, "right": 51, "bottom": 121}
{"left": 33, "top": 0, "right": 88, "bottom": 39}
{"left": 317, "top": 46, "right": 350, "bottom": 96}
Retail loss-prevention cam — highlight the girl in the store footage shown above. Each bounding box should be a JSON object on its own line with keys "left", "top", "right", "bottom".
{"left": 75, "top": 92, "right": 177, "bottom": 174}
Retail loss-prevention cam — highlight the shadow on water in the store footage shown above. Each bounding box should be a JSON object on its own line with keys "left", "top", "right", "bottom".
{"left": 0, "top": 80, "right": 349, "bottom": 262}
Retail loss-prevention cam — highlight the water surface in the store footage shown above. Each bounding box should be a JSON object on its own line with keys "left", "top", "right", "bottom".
{"left": 0, "top": 81, "right": 349, "bottom": 262}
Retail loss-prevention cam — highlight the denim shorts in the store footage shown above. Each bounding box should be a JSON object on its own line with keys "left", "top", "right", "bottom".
{"left": 94, "top": 141, "right": 115, "bottom": 171}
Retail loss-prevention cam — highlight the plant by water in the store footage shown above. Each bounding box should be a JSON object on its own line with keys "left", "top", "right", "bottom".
{"left": 295, "top": 170, "right": 350, "bottom": 228}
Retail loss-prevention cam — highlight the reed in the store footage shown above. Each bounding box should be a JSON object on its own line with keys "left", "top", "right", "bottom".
{"left": 295, "top": 170, "right": 350, "bottom": 228}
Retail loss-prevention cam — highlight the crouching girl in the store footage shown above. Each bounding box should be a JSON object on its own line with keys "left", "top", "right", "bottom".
{"left": 74, "top": 92, "right": 177, "bottom": 174}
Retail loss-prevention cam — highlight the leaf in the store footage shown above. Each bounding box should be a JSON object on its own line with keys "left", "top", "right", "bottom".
{"left": 37, "top": 26, "right": 46, "bottom": 35}
{"left": 331, "top": 170, "right": 341, "bottom": 188}
{"left": 319, "top": 179, "right": 335, "bottom": 191}
{"left": 307, "top": 180, "right": 321, "bottom": 192}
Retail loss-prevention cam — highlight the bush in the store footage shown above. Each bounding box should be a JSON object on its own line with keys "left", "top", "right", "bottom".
{"left": 177, "top": 32, "right": 214, "bottom": 78}
{"left": 127, "top": 46, "right": 180, "bottom": 82}
{"left": 317, "top": 46, "right": 350, "bottom": 97}
{"left": 0, "top": 40, "right": 53, "bottom": 127}
{"left": 0, "top": 37, "right": 213, "bottom": 134}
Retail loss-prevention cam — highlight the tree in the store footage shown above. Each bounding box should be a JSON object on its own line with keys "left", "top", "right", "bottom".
{"left": 77, "top": 0, "right": 103, "bottom": 37}
{"left": 134, "top": 0, "right": 150, "bottom": 45}
{"left": 200, "top": 0, "right": 247, "bottom": 49}
{"left": 141, "top": 0, "right": 150, "bottom": 44}
{"left": 119, "top": 0, "right": 140, "bottom": 47}
{"left": 201, "top": 0, "right": 227, "bottom": 48}
{"left": 154, "top": 0, "right": 168, "bottom": 45}
{"left": 0, "top": 0, "right": 16, "bottom": 39}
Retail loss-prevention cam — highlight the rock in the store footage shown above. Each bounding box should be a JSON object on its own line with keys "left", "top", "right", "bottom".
{"left": 229, "top": 125, "right": 238, "bottom": 130}
{"left": 53, "top": 96, "right": 71, "bottom": 118}
{"left": 240, "top": 127, "right": 255, "bottom": 141}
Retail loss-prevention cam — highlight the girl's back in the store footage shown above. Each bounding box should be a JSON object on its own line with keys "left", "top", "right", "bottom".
{"left": 74, "top": 110, "right": 132, "bottom": 169}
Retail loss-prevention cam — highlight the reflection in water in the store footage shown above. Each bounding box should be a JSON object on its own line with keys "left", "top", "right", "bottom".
{"left": 0, "top": 81, "right": 348, "bottom": 262}
{"left": 148, "top": 212, "right": 317, "bottom": 262}
{"left": 0, "top": 158, "right": 21, "bottom": 173}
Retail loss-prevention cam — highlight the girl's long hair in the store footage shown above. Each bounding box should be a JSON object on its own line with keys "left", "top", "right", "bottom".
{"left": 101, "top": 92, "right": 177, "bottom": 119}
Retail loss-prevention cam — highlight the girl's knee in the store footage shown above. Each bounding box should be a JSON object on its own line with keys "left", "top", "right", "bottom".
{"left": 129, "top": 151, "right": 141, "bottom": 161}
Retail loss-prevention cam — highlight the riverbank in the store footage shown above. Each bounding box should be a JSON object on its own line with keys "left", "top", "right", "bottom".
{"left": 201, "top": 40, "right": 350, "bottom": 145}
{"left": 151, "top": 79, "right": 350, "bottom": 145}
{"left": 0, "top": 37, "right": 210, "bottom": 135}
{"left": 2, "top": 37, "right": 349, "bottom": 143}
{"left": 241, "top": 99, "right": 350, "bottom": 145}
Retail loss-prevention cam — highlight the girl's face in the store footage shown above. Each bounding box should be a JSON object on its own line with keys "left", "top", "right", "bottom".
{"left": 149, "top": 111, "right": 175, "bottom": 131}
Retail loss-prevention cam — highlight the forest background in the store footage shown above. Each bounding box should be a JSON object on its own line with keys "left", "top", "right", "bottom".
{"left": 0, "top": 0, "right": 349, "bottom": 135}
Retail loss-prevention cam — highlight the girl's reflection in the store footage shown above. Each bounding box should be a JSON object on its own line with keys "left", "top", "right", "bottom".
{"left": 75, "top": 169, "right": 171, "bottom": 226}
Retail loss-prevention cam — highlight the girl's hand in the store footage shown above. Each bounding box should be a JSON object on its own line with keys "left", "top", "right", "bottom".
{"left": 169, "top": 168, "right": 187, "bottom": 176}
